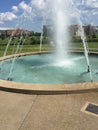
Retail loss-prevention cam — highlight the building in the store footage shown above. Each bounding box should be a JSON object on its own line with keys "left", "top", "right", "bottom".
{"left": 43, "top": 25, "right": 54, "bottom": 37}
{"left": 0, "top": 30, "right": 7, "bottom": 37}
{"left": 69, "top": 25, "right": 78, "bottom": 36}
{"left": 6, "top": 28, "right": 32, "bottom": 36}
{"left": 69, "top": 24, "right": 98, "bottom": 36}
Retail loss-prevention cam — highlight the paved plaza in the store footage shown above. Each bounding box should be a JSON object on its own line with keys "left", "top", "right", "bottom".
{"left": 0, "top": 89, "right": 98, "bottom": 130}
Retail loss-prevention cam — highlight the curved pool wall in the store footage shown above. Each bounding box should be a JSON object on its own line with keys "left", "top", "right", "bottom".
{"left": 0, "top": 51, "right": 98, "bottom": 94}
{"left": 0, "top": 51, "right": 98, "bottom": 84}
{"left": 0, "top": 79, "right": 98, "bottom": 95}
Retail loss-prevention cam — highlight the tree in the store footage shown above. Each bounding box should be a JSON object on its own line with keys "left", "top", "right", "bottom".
{"left": 1, "top": 33, "right": 5, "bottom": 40}
{"left": 92, "top": 33, "right": 96, "bottom": 38}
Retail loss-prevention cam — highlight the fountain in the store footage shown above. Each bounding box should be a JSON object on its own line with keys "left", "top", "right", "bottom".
{"left": 0, "top": 0, "right": 98, "bottom": 85}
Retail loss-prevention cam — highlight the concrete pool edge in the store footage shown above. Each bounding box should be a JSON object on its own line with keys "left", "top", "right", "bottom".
{"left": 0, "top": 50, "right": 98, "bottom": 60}
{"left": 0, "top": 79, "right": 98, "bottom": 95}
{"left": 0, "top": 51, "right": 98, "bottom": 95}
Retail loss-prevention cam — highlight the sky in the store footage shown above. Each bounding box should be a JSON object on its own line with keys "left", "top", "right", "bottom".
{"left": 0, "top": 0, "right": 98, "bottom": 32}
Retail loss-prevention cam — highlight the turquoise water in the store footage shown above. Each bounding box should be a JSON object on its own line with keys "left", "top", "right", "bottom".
{"left": 0, "top": 53, "right": 98, "bottom": 84}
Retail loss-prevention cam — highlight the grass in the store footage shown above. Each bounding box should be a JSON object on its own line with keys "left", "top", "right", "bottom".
{"left": 0, "top": 44, "right": 52, "bottom": 57}
{"left": 0, "top": 42, "right": 98, "bottom": 57}
{"left": 69, "top": 42, "right": 98, "bottom": 48}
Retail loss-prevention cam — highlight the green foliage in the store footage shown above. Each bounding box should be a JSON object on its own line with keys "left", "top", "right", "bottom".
{"left": 0, "top": 33, "right": 5, "bottom": 40}
{"left": 30, "top": 36, "right": 40, "bottom": 44}
{"left": 28, "top": 36, "right": 49, "bottom": 45}
{"left": 42, "top": 37, "right": 49, "bottom": 44}
{"left": 92, "top": 34, "right": 97, "bottom": 38}
{"left": 71, "top": 33, "right": 98, "bottom": 43}
{"left": 34, "top": 32, "right": 41, "bottom": 36}
{"left": 70, "top": 35, "right": 82, "bottom": 43}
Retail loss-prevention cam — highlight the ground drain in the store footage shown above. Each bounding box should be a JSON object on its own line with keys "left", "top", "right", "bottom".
{"left": 81, "top": 102, "right": 98, "bottom": 117}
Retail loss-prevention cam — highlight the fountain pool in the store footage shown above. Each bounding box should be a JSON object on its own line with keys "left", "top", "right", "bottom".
{"left": 0, "top": 0, "right": 98, "bottom": 93}
{"left": 0, "top": 52, "right": 98, "bottom": 84}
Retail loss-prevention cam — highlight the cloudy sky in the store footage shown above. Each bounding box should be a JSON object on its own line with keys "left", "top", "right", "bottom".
{"left": 0, "top": 0, "right": 98, "bottom": 31}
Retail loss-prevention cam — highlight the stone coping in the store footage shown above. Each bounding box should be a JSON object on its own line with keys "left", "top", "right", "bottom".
{"left": 0, "top": 51, "right": 98, "bottom": 95}
{"left": 0, "top": 51, "right": 71, "bottom": 60}
{"left": 0, "top": 79, "right": 98, "bottom": 95}
{"left": 0, "top": 51, "right": 50, "bottom": 61}
{"left": 0, "top": 50, "right": 98, "bottom": 61}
